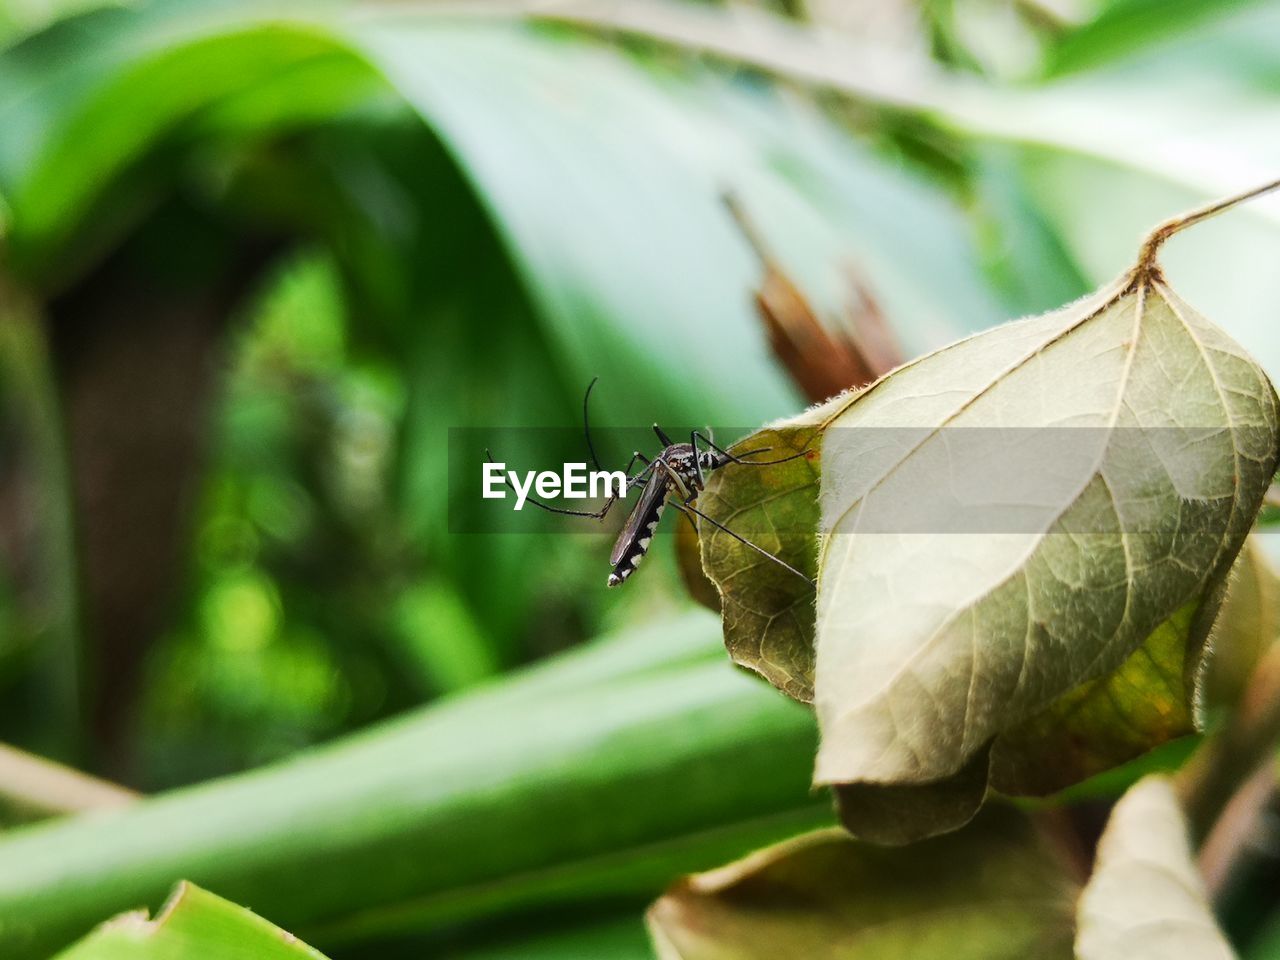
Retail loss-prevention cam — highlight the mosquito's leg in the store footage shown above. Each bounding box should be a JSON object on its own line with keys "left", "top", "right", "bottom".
{"left": 622, "top": 450, "right": 651, "bottom": 486}
{"left": 674, "top": 498, "right": 815, "bottom": 588}
{"left": 653, "top": 423, "right": 675, "bottom": 447}
{"left": 653, "top": 456, "right": 692, "bottom": 502}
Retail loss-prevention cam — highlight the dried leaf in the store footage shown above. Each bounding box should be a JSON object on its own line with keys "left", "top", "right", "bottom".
{"left": 989, "top": 597, "right": 1209, "bottom": 796}
{"left": 815, "top": 269, "right": 1276, "bottom": 835}
{"left": 725, "top": 193, "right": 903, "bottom": 404}
{"left": 833, "top": 742, "right": 990, "bottom": 844}
{"left": 696, "top": 420, "right": 825, "bottom": 702}
{"left": 1075, "top": 775, "right": 1235, "bottom": 960}
{"left": 675, "top": 514, "right": 722, "bottom": 613}
{"left": 694, "top": 186, "right": 1280, "bottom": 842}
{"left": 648, "top": 806, "right": 1077, "bottom": 960}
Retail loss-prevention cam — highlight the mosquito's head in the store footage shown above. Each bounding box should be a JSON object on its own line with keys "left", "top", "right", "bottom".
{"left": 698, "top": 449, "right": 731, "bottom": 472}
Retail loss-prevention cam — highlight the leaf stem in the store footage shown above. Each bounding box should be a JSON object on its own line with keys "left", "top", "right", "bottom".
{"left": 1136, "top": 176, "right": 1280, "bottom": 276}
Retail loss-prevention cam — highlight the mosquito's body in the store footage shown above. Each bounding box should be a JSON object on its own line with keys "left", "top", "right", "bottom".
{"left": 487, "top": 380, "right": 814, "bottom": 590}
{"left": 607, "top": 441, "right": 723, "bottom": 587}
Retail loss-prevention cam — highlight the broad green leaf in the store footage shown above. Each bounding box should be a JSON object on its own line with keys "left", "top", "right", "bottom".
{"left": 0, "top": 6, "right": 1000, "bottom": 426}
{"left": 647, "top": 806, "right": 1077, "bottom": 960}
{"left": 1076, "top": 775, "right": 1236, "bottom": 960}
{"left": 1200, "top": 535, "right": 1280, "bottom": 714}
{"left": 0, "top": 613, "right": 829, "bottom": 960}
{"left": 570, "top": 2, "right": 1280, "bottom": 383}
{"left": 52, "top": 882, "right": 327, "bottom": 960}
{"left": 1044, "top": 0, "right": 1266, "bottom": 77}
{"left": 343, "top": 14, "right": 1002, "bottom": 426}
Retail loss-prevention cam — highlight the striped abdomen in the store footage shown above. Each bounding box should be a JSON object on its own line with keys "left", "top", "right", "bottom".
{"left": 607, "top": 482, "right": 667, "bottom": 587}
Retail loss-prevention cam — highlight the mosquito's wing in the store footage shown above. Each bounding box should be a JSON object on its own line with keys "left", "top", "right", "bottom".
{"left": 610, "top": 470, "right": 669, "bottom": 566}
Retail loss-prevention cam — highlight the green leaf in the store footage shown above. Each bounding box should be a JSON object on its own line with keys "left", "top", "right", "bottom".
{"left": 52, "top": 882, "right": 328, "bottom": 960}
{"left": 647, "top": 806, "right": 1078, "bottom": 960}
{"left": 1075, "top": 775, "right": 1236, "bottom": 960}
{"left": 1044, "top": 0, "right": 1266, "bottom": 77}
{"left": 0, "top": 613, "right": 829, "bottom": 960}
{"left": 0, "top": 6, "right": 1000, "bottom": 425}
{"left": 562, "top": 2, "right": 1280, "bottom": 385}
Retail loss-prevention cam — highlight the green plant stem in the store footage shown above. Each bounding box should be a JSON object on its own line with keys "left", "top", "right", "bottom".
{"left": 0, "top": 614, "right": 825, "bottom": 960}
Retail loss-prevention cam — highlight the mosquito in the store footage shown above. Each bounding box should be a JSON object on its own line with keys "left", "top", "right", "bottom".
{"left": 486, "top": 379, "right": 815, "bottom": 589}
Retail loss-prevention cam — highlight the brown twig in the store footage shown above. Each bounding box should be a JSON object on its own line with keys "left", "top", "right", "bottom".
{"left": 1134, "top": 176, "right": 1280, "bottom": 280}
{"left": 723, "top": 192, "right": 903, "bottom": 402}
{"left": 1197, "top": 760, "right": 1276, "bottom": 901}
{"left": 0, "top": 742, "right": 138, "bottom": 821}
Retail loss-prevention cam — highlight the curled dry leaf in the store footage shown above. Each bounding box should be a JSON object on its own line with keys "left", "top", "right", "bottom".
{"left": 675, "top": 513, "right": 722, "bottom": 614}
{"left": 695, "top": 419, "right": 827, "bottom": 702}
{"left": 694, "top": 184, "right": 1280, "bottom": 843}
{"left": 724, "top": 193, "right": 904, "bottom": 405}
{"left": 1075, "top": 775, "right": 1235, "bottom": 960}
{"left": 647, "top": 806, "right": 1078, "bottom": 960}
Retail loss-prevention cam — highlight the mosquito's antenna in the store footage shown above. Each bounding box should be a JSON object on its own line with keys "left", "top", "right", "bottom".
{"left": 734, "top": 446, "right": 814, "bottom": 466}
{"left": 698, "top": 430, "right": 818, "bottom": 467}
{"left": 583, "top": 377, "right": 604, "bottom": 472}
